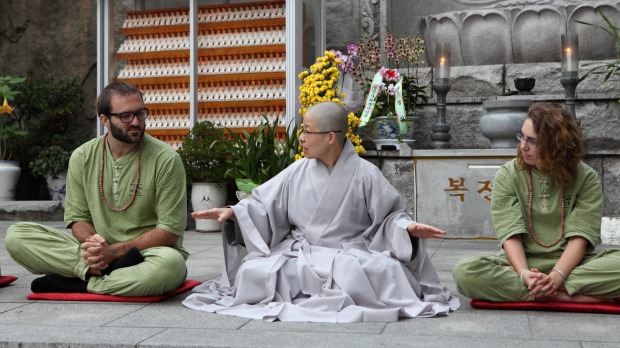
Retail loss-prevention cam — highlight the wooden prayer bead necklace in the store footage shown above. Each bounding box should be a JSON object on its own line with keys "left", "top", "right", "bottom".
{"left": 527, "top": 167, "right": 565, "bottom": 247}
{"left": 99, "top": 133, "right": 143, "bottom": 212}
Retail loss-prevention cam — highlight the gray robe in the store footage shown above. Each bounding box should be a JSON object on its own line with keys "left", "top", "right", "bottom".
{"left": 183, "top": 141, "right": 460, "bottom": 322}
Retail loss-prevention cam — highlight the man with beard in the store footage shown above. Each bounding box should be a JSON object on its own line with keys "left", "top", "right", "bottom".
{"left": 5, "top": 81, "right": 188, "bottom": 296}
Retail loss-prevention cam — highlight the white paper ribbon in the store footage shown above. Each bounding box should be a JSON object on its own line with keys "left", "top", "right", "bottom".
{"left": 359, "top": 71, "right": 384, "bottom": 127}
{"left": 394, "top": 77, "right": 407, "bottom": 134}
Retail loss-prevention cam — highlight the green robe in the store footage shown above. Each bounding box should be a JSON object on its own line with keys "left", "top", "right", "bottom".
{"left": 454, "top": 159, "right": 620, "bottom": 301}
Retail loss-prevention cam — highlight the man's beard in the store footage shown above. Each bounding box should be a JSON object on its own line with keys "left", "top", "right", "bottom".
{"left": 109, "top": 121, "right": 144, "bottom": 144}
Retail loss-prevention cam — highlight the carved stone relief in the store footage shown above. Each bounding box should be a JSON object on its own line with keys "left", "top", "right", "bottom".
{"left": 422, "top": 1, "right": 620, "bottom": 66}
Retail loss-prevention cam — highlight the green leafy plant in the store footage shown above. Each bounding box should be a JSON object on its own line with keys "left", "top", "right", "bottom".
{"left": 29, "top": 145, "right": 72, "bottom": 178}
{"left": 223, "top": 116, "right": 299, "bottom": 193}
{"left": 0, "top": 76, "right": 28, "bottom": 160}
{"left": 177, "top": 120, "right": 229, "bottom": 183}
{"left": 11, "top": 76, "right": 89, "bottom": 167}
{"left": 577, "top": 11, "right": 620, "bottom": 84}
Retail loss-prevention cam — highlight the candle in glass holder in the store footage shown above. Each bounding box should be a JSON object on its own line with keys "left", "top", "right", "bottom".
{"left": 561, "top": 33, "right": 579, "bottom": 77}
{"left": 434, "top": 43, "right": 451, "bottom": 84}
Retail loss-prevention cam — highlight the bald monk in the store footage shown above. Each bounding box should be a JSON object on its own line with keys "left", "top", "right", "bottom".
{"left": 183, "top": 101, "right": 460, "bottom": 322}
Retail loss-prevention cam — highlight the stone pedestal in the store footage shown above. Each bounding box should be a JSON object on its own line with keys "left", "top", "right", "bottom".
{"left": 412, "top": 149, "right": 515, "bottom": 238}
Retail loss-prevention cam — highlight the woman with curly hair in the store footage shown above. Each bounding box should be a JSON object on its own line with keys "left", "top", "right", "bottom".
{"left": 453, "top": 102, "right": 620, "bottom": 302}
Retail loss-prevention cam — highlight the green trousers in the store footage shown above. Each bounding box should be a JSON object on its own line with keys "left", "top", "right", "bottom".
{"left": 453, "top": 249, "right": 620, "bottom": 301}
{"left": 5, "top": 222, "right": 187, "bottom": 296}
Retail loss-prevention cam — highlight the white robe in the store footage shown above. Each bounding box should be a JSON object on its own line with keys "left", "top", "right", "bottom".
{"left": 183, "top": 141, "right": 460, "bottom": 322}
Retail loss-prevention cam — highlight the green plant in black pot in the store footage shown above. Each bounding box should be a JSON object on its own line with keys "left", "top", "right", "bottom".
{"left": 11, "top": 75, "right": 89, "bottom": 169}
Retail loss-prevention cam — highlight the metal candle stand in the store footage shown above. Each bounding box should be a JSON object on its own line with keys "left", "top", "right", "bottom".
{"left": 560, "top": 75, "right": 579, "bottom": 121}
{"left": 431, "top": 79, "right": 451, "bottom": 149}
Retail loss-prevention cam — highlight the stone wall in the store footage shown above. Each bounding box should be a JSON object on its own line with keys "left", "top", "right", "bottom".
{"left": 0, "top": 0, "right": 99, "bottom": 134}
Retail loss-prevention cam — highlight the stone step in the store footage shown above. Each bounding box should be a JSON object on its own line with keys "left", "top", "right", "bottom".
{"left": 0, "top": 201, "right": 64, "bottom": 221}
{"left": 601, "top": 217, "right": 620, "bottom": 246}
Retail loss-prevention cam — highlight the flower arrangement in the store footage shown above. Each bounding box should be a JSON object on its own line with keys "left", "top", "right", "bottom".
{"left": 334, "top": 32, "right": 428, "bottom": 134}
{"left": 298, "top": 50, "right": 365, "bottom": 156}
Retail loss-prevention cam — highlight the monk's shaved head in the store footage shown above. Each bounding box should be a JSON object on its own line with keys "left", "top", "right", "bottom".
{"left": 304, "top": 102, "right": 348, "bottom": 145}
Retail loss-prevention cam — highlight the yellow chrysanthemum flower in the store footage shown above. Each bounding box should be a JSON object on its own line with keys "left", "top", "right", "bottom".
{"left": 298, "top": 51, "right": 365, "bottom": 156}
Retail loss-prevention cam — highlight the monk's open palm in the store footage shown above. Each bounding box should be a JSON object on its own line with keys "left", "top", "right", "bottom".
{"left": 407, "top": 223, "right": 446, "bottom": 239}
{"left": 191, "top": 207, "right": 234, "bottom": 223}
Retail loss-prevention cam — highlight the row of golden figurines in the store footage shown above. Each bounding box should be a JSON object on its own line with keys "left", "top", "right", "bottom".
{"left": 118, "top": 53, "right": 285, "bottom": 77}
{"left": 145, "top": 107, "right": 285, "bottom": 129}
{"left": 123, "top": 3, "right": 285, "bottom": 29}
{"left": 118, "top": 27, "right": 285, "bottom": 53}
{"left": 139, "top": 81, "right": 286, "bottom": 103}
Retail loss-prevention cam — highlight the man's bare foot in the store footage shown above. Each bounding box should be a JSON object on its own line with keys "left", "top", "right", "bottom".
{"left": 535, "top": 291, "right": 612, "bottom": 303}
{"left": 87, "top": 268, "right": 103, "bottom": 277}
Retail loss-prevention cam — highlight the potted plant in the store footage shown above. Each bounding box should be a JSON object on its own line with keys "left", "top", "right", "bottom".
{"left": 177, "top": 120, "right": 229, "bottom": 232}
{"left": 222, "top": 116, "right": 299, "bottom": 200}
{"left": 0, "top": 76, "right": 27, "bottom": 201}
{"left": 336, "top": 32, "right": 428, "bottom": 148}
{"left": 29, "top": 145, "right": 72, "bottom": 202}
{"left": 11, "top": 76, "right": 89, "bottom": 200}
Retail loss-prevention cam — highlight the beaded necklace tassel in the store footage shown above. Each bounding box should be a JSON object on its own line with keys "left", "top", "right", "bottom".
{"left": 99, "top": 134, "right": 143, "bottom": 212}
{"left": 527, "top": 168, "right": 565, "bottom": 248}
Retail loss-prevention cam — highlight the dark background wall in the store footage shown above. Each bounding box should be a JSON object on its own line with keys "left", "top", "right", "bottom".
{"left": 0, "top": 0, "right": 99, "bottom": 133}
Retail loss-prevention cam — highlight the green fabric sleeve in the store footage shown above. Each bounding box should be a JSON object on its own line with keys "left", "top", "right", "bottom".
{"left": 564, "top": 163, "right": 603, "bottom": 248}
{"left": 154, "top": 152, "right": 187, "bottom": 236}
{"left": 64, "top": 144, "right": 93, "bottom": 228}
{"left": 491, "top": 160, "right": 528, "bottom": 246}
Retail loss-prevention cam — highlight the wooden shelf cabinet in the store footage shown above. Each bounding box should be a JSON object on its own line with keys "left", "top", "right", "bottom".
{"left": 115, "top": 0, "right": 287, "bottom": 148}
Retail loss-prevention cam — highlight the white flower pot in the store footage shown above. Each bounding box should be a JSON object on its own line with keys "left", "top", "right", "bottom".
{"left": 191, "top": 182, "right": 227, "bottom": 232}
{"left": 45, "top": 172, "right": 67, "bottom": 203}
{"left": 0, "top": 161, "right": 21, "bottom": 201}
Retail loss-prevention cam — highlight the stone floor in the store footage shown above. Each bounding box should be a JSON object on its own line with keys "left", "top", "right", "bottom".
{"left": 2, "top": 220, "right": 620, "bottom": 348}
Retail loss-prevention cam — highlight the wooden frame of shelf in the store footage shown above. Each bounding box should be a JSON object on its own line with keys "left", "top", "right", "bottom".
{"left": 147, "top": 128, "right": 189, "bottom": 137}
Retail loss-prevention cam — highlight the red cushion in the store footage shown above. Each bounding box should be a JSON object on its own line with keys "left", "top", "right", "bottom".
{"left": 26, "top": 279, "right": 201, "bottom": 302}
{"left": 470, "top": 299, "right": 620, "bottom": 314}
{"left": 0, "top": 276, "right": 18, "bottom": 287}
